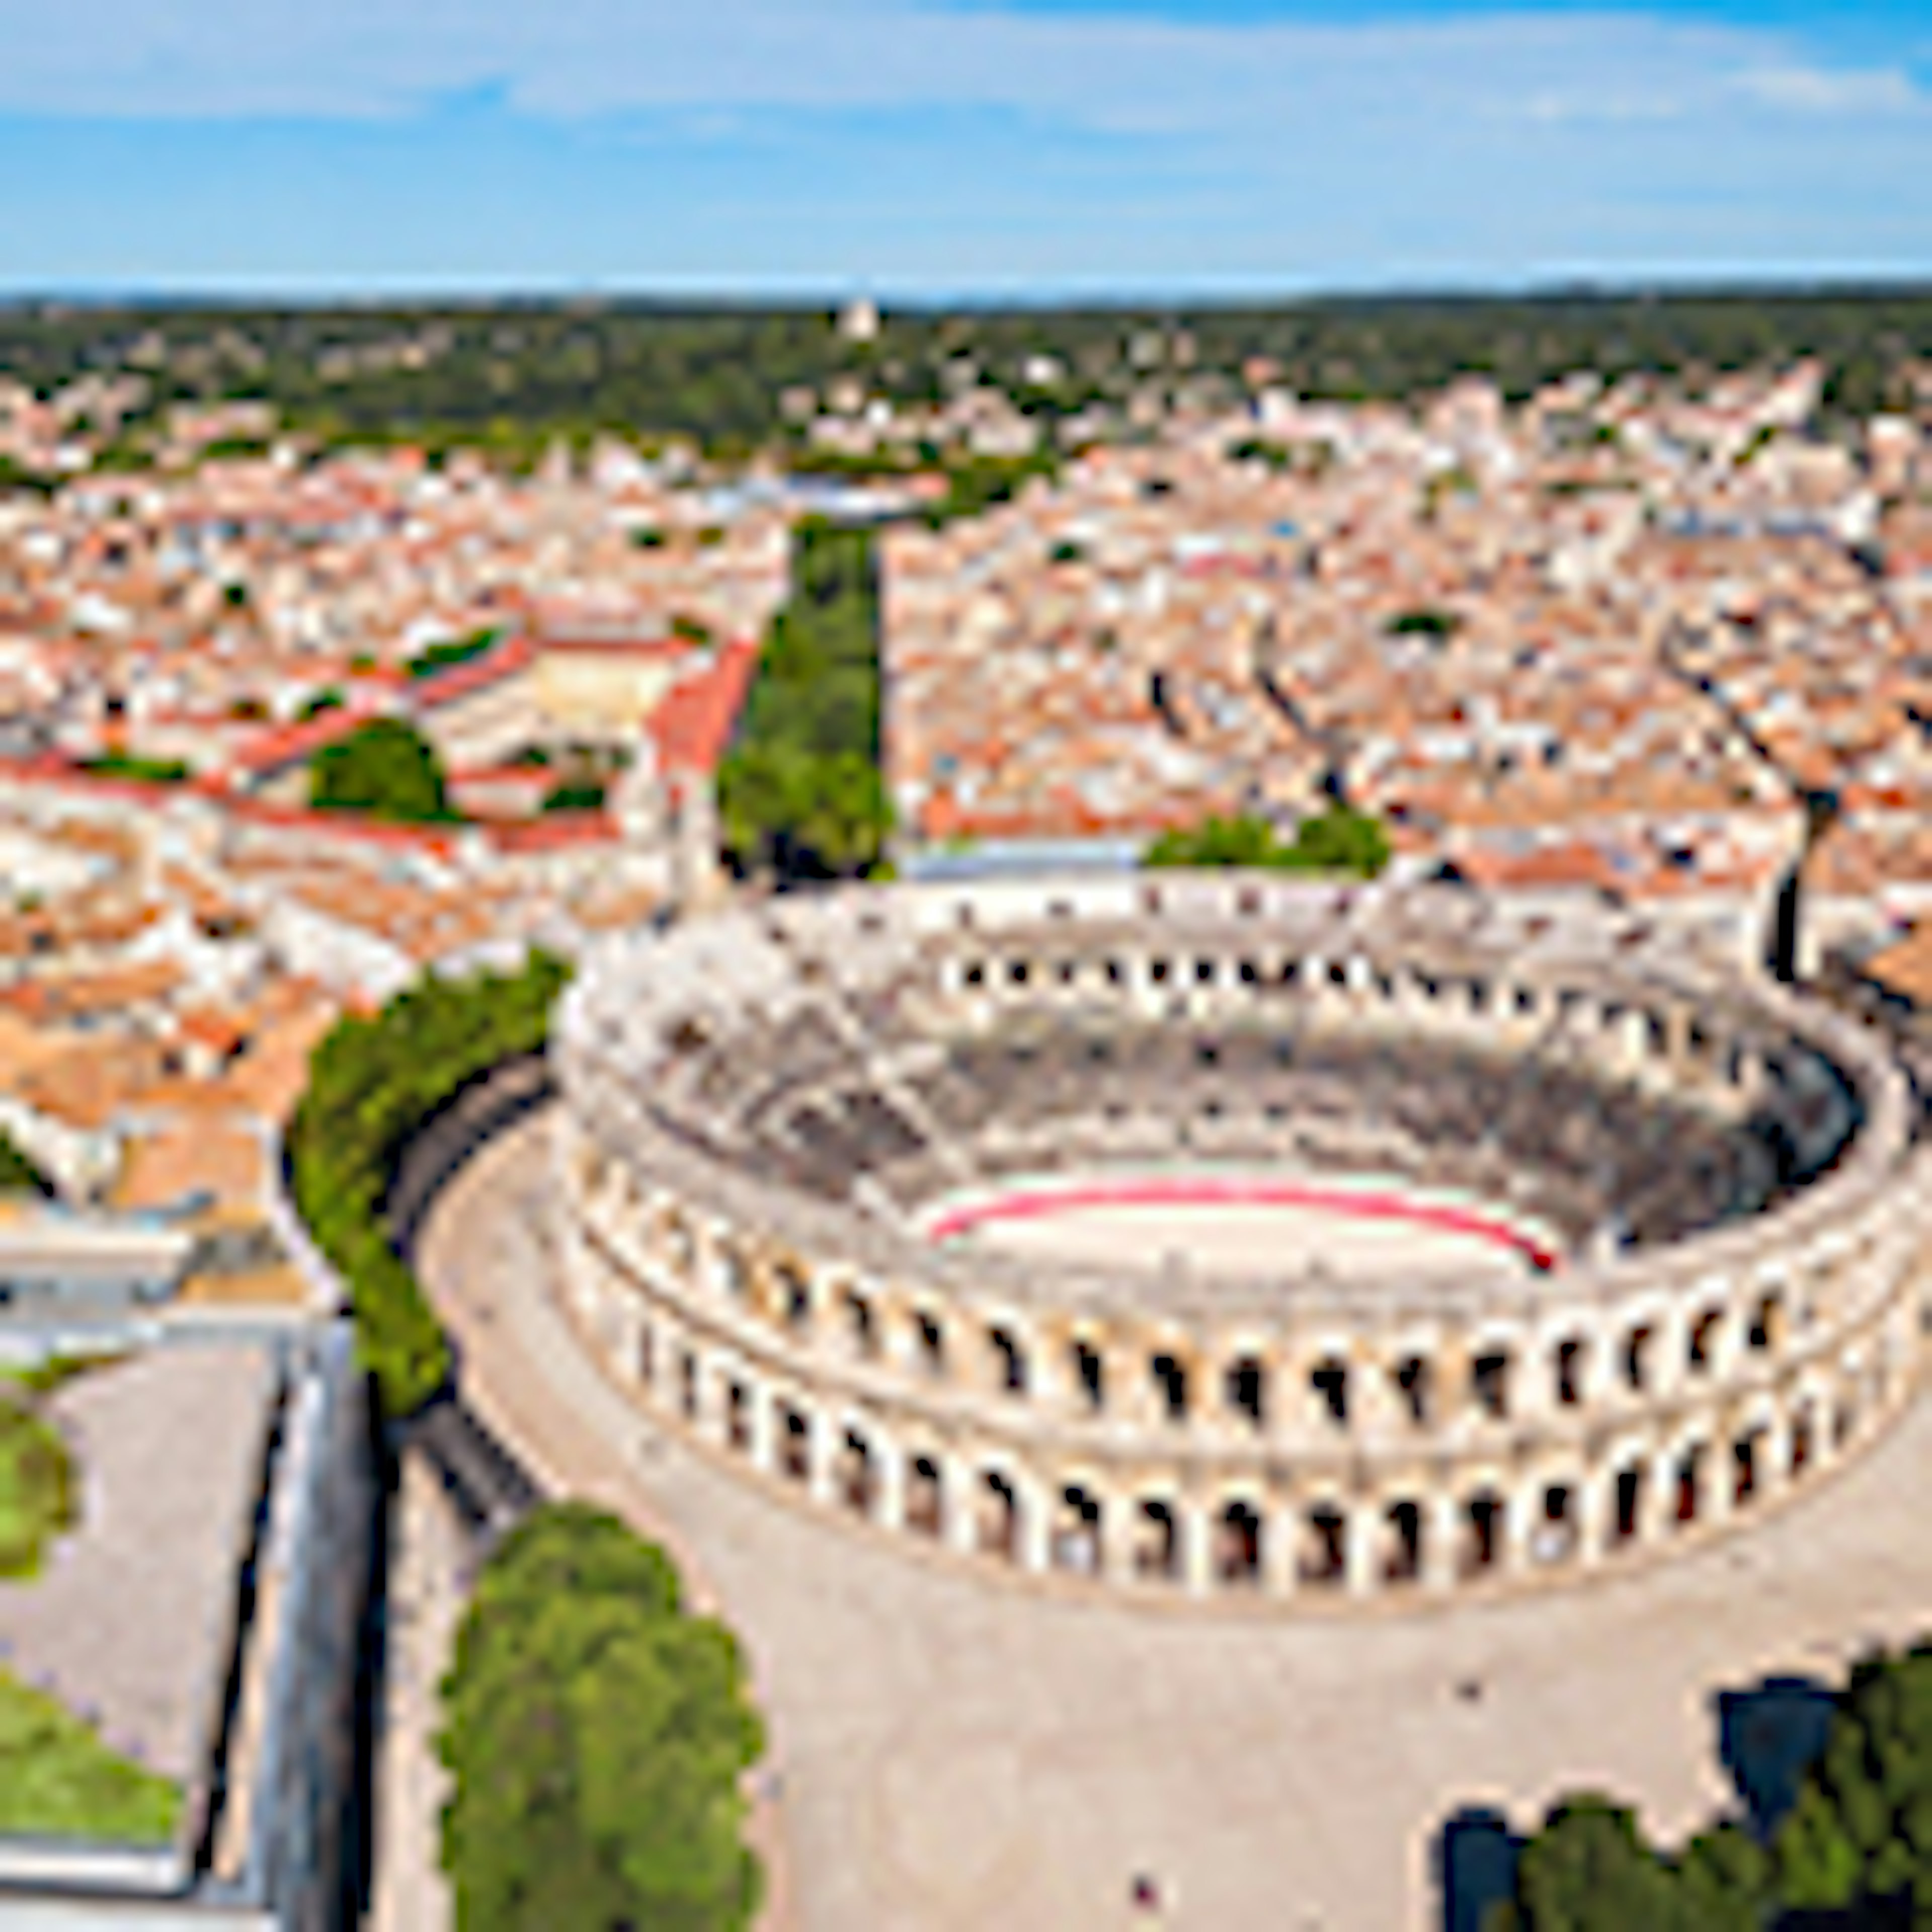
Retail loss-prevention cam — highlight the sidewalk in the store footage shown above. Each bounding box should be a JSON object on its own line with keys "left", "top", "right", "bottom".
{"left": 369, "top": 1454, "right": 462, "bottom": 1932}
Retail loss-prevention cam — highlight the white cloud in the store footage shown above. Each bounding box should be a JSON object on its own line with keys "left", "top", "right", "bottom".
{"left": 0, "top": 0, "right": 1921, "bottom": 141}
{"left": 1729, "top": 64, "right": 1920, "bottom": 115}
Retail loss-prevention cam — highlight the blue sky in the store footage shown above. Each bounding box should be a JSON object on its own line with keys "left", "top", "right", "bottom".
{"left": 1, "top": 0, "right": 1928, "bottom": 295}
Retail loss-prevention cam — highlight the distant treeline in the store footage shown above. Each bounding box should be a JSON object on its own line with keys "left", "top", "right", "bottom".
{"left": 8, "top": 288, "right": 1932, "bottom": 456}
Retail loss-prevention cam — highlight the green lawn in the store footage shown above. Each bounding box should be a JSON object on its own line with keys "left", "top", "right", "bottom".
{"left": 0, "top": 1402, "right": 75, "bottom": 1579}
{"left": 0, "top": 1668, "right": 181, "bottom": 1844}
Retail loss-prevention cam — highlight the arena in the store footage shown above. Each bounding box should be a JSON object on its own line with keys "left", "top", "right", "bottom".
{"left": 551, "top": 874, "right": 1932, "bottom": 1608}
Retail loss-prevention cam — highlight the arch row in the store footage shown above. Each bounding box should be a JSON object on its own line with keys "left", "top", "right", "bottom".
{"left": 560, "top": 1119, "right": 1923, "bottom": 1463}
{"left": 554, "top": 1142, "right": 1930, "bottom": 1609}
{"left": 559, "top": 1205, "right": 1921, "bottom": 1604}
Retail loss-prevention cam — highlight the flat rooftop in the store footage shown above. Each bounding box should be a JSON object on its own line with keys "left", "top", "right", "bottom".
{"left": 0, "top": 1343, "right": 278, "bottom": 1822}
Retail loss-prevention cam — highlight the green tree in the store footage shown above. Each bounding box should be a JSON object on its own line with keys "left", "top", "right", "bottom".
{"left": 1284, "top": 803, "right": 1392, "bottom": 878}
{"left": 287, "top": 951, "right": 570, "bottom": 1416}
{"left": 1143, "top": 806, "right": 1390, "bottom": 879}
{"left": 1773, "top": 1645, "right": 1932, "bottom": 1914}
{"left": 439, "top": 1505, "right": 766, "bottom": 1932}
{"left": 310, "top": 717, "right": 454, "bottom": 823}
{"left": 717, "top": 520, "right": 891, "bottom": 878}
{"left": 1145, "top": 814, "right": 1281, "bottom": 869}
{"left": 1487, "top": 1798, "right": 1736, "bottom": 1932}
{"left": 0, "top": 1132, "right": 50, "bottom": 1196}
{"left": 541, "top": 778, "right": 607, "bottom": 814}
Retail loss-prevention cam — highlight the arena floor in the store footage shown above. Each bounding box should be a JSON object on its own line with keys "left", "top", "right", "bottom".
{"left": 920, "top": 1171, "right": 1559, "bottom": 1276}
{"left": 420, "top": 1113, "right": 1932, "bottom": 1932}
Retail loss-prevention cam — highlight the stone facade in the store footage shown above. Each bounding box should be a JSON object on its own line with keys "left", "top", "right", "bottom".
{"left": 552, "top": 877, "right": 1932, "bottom": 1609}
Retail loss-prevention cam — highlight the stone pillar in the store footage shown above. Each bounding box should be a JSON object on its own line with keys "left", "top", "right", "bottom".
{"left": 1264, "top": 1499, "right": 1299, "bottom": 1598}
{"left": 1505, "top": 1481, "right": 1539, "bottom": 1577}
{"left": 1017, "top": 1473, "right": 1053, "bottom": 1575}
{"left": 1344, "top": 1504, "right": 1379, "bottom": 1597}
{"left": 944, "top": 1451, "right": 980, "bottom": 1557}
{"left": 1424, "top": 1492, "right": 1461, "bottom": 1593}
{"left": 1577, "top": 1468, "right": 1615, "bottom": 1567}
{"left": 874, "top": 1434, "right": 906, "bottom": 1533}
{"left": 1100, "top": 1485, "right": 1139, "bottom": 1586}
{"left": 748, "top": 1382, "right": 777, "bottom": 1476}
{"left": 1180, "top": 1501, "right": 1216, "bottom": 1597}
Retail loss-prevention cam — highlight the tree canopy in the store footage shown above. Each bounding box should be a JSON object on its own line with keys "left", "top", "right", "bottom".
{"left": 717, "top": 520, "right": 891, "bottom": 878}
{"left": 288, "top": 951, "right": 569, "bottom": 1416}
{"left": 309, "top": 717, "right": 455, "bottom": 823}
{"left": 439, "top": 1504, "right": 766, "bottom": 1932}
{"left": 0, "top": 1132, "right": 50, "bottom": 1196}
{"left": 1485, "top": 1643, "right": 1932, "bottom": 1928}
{"left": 1144, "top": 806, "right": 1391, "bottom": 879}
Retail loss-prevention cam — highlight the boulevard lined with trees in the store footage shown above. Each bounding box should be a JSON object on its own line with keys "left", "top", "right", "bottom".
{"left": 717, "top": 518, "right": 891, "bottom": 879}
{"left": 288, "top": 951, "right": 569, "bottom": 1418}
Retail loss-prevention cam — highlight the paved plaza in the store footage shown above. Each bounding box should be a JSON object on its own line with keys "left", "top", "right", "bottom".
{"left": 419, "top": 1114, "right": 1932, "bottom": 1932}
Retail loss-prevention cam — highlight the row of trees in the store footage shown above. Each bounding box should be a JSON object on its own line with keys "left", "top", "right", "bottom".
{"left": 716, "top": 519, "right": 891, "bottom": 879}
{"left": 1488, "top": 1644, "right": 1932, "bottom": 1929}
{"left": 440, "top": 1504, "right": 766, "bottom": 1932}
{"left": 1143, "top": 807, "right": 1392, "bottom": 879}
{"left": 287, "top": 952, "right": 569, "bottom": 1417}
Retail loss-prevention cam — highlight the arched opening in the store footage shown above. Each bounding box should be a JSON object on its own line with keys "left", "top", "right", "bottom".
{"left": 1614, "top": 1463, "right": 1644, "bottom": 1544}
{"left": 1302, "top": 1505, "right": 1346, "bottom": 1588}
{"left": 1072, "top": 1338, "right": 1105, "bottom": 1411}
{"left": 1137, "top": 1500, "right": 1179, "bottom": 1581}
{"left": 1536, "top": 1485, "right": 1576, "bottom": 1563}
{"left": 1312, "top": 1357, "right": 1349, "bottom": 1428}
{"left": 979, "top": 1472, "right": 1019, "bottom": 1560}
{"left": 726, "top": 1380, "right": 751, "bottom": 1452}
{"left": 1687, "top": 1308, "right": 1723, "bottom": 1374}
{"left": 1054, "top": 1486, "right": 1102, "bottom": 1574}
{"left": 1790, "top": 1405, "right": 1814, "bottom": 1475}
{"left": 1463, "top": 1491, "right": 1503, "bottom": 1578}
{"left": 916, "top": 1309, "right": 946, "bottom": 1376}
{"left": 1749, "top": 1293, "right": 1784, "bottom": 1353}
{"left": 907, "top": 1456, "right": 943, "bottom": 1537}
{"left": 1624, "top": 1325, "right": 1654, "bottom": 1392}
{"left": 679, "top": 1350, "right": 699, "bottom": 1421}
{"left": 1733, "top": 1430, "right": 1760, "bottom": 1506}
{"left": 1226, "top": 1355, "right": 1266, "bottom": 1428}
{"left": 1554, "top": 1338, "right": 1584, "bottom": 1408}
{"left": 1219, "top": 1501, "right": 1262, "bottom": 1586}
{"left": 637, "top": 1323, "right": 656, "bottom": 1389}
{"left": 778, "top": 1264, "right": 812, "bottom": 1331}
{"left": 781, "top": 1406, "right": 811, "bottom": 1484}
{"left": 1471, "top": 1351, "right": 1511, "bottom": 1422}
{"left": 844, "top": 1289, "right": 877, "bottom": 1358}
{"left": 1675, "top": 1443, "right": 1705, "bottom": 1525}
{"left": 1395, "top": 1355, "right": 1431, "bottom": 1425}
{"left": 989, "top": 1326, "right": 1028, "bottom": 1396}
{"left": 1385, "top": 1501, "right": 1423, "bottom": 1585}
{"left": 841, "top": 1430, "right": 876, "bottom": 1515}
{"left": 1151, "top": 1353, "right": 1189, "bottom": 1422}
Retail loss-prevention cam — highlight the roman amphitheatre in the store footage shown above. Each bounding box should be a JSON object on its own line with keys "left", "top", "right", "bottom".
{"left": 424, "top": 872, "right": 1932, "bottom": 1927}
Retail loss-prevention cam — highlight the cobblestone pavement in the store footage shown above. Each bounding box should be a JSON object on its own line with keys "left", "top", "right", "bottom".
{"left": 419, "top": 1112, "right": 1932, "bottom": 1932}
